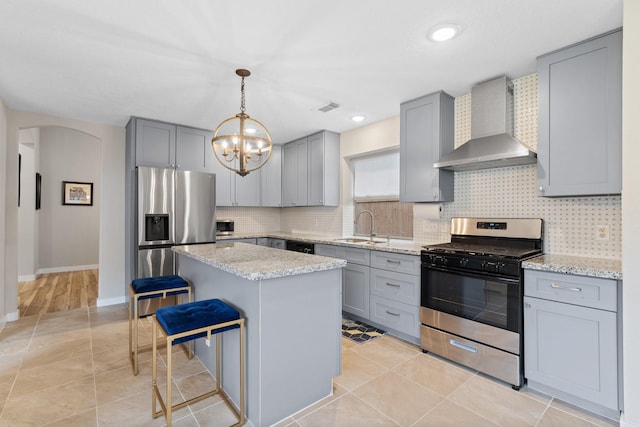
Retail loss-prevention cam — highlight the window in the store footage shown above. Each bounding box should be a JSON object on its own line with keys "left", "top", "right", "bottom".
{"left": 352, "top": 150, "right": 413, "bottom": 239}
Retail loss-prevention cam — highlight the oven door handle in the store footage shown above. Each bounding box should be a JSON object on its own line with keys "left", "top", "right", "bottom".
{"left": 422, "top": 264, "right": 520, "bottom": 285}
{"left": 449, "top": 339, "right": 478, "bottom": 353}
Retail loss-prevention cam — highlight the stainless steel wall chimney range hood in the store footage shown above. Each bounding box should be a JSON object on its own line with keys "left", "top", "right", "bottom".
{"left": 434, "top": 76, "right": 536, "bottom": 171}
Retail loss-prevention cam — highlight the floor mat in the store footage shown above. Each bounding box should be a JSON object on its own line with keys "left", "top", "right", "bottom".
{"left": 341, "top": 318, "right": 385, "bottom": 344}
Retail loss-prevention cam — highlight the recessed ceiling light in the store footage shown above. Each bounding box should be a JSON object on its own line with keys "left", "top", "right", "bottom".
{"left": 351, "top": 115, "right": 366, "bottom": 122}
{"left": 428, "top": 24, "right": 461, "bottom": 42}
{"left": 245, "top": 127, "right": 256, "bottom": 134}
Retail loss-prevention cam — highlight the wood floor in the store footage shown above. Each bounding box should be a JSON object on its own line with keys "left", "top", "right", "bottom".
{"left": 18, "top": 269, "right": 98, "bottom": 317}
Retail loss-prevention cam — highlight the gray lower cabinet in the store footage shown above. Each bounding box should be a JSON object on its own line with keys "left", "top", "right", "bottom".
{"left": 220, "top": 238, "right": 257, "bottom": 245}
{"left": 315, "top": 244, "right": 371, "bottom": 319}
{"left": 315, "top": 244, "right": 420, "bottom": 342}
{"left": 282, "top": 130, "right": 340, "bottom": 207}
{"left": 537, "top": 29, "right": 622, "bottom": 197}
{"left": 256, "top": 237, "right": 286, "bottom": 249}
{"left": 400, "top": 91, "right": 455, "bottom": 202}
{"left": 369, "top": 251, "right": 420, "bottom": 340}
{"left": 344, "top": 264, "right": 370, "bottom": 318}
{"left": 524, "top": 270, "right": 620, "bottom": 418}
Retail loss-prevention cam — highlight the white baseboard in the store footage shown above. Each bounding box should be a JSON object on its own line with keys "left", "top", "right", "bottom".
{"left": 18, "top": 274, "right": 37, "bottom": 282}
{"left": 97, "top": 295, "right": 126, "bottom": 307}
{"left": 620, "top": 413, "right": 640, "bottom": 427}
{"left": 37, "top": 264, "right": 99, "bottom": 275}
{"left": 4, "top": 311, "right": 20, "bottom": 322}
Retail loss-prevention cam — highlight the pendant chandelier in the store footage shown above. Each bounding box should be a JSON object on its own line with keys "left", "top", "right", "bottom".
{"left": 211, "top": 69, "right": 273, "bottom": 177}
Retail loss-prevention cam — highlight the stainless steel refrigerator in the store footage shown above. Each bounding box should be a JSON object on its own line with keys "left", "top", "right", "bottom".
{"left": 136, "top": 166, "right": 216, "bottom": 278}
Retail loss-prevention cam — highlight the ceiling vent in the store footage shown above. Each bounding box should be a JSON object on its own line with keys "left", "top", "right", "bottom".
{"left": 315, "top": 102, "right": 340, "bottom": 112}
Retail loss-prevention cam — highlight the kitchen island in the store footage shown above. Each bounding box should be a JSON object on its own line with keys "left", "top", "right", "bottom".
{"left": 173, "top": 242, "right": 346, "bottom": 426}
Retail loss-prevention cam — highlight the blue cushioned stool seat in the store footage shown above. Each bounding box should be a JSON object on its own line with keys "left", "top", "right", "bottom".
{"left": 156, "top": 299, "right": 240, "bottom": 345}
{"left": 152, "top": 298, "right": 245, "bottom": 426}
{"left": 131, "top": 275, "right": 189, "bottom": 300}
{"left": 129, "top": 275, "right": 192, "bottom": 376}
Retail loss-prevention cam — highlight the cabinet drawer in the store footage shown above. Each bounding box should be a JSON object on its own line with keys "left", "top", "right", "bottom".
{"left": 370, "top": 251, "right": 419, "bottom": 275}
{"left": 524, "top": 270, "right": 617, "bottom": 311}
{"left": 315, "top": 244, "right": 370, "bottom": 265}
{"left": 369, "top": 295, "right": 419, "bottom": 338}
{"left": 370, "top": 268, "right": 419, "bottom": 306}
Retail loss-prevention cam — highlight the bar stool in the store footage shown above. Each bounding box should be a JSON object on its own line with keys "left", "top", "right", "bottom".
{"left": 129, "top": 275, "right": 192, "bottom": 375}
{"left": 152, "top": 298, "right": 245, "bottom": 427}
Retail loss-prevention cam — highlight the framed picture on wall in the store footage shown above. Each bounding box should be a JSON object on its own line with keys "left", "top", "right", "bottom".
{"left": 62, "top": 181, "right": 93, "bottom": 206}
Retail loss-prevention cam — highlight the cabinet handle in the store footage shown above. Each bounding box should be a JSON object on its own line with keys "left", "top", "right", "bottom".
{"left": 386, "top": 259, "right": 401, "bottom": 264}
{"left": 385, "top": 310, "right": 400, "bottom": 317}
{"left": 449, "top": 339, "right": 478, "bottom": 353}
{"left": 551, "top": 283, "right": 582, "bottom": 292}
{"left": 385, "top": 282, "right": 400, "bottom": 288}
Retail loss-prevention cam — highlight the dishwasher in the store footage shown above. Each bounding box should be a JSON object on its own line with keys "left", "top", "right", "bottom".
{"left": 285, "top": 240, "right": 315, "bottom": 254}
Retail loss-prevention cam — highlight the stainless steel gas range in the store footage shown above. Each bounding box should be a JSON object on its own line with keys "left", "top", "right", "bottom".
{"left": 420, "top": 217, "right": 543, "bottom": 390}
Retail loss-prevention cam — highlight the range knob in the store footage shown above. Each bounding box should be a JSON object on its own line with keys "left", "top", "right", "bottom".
{"left": 484, "top": 261, "right": 505, "bottom": 273}
{"left": 429, "top": 255, "right": 448, "bottom": 266}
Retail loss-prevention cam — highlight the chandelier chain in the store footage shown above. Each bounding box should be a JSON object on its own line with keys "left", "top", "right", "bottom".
{"left": 240, "top": 77, "right": 246, "bottom": 114}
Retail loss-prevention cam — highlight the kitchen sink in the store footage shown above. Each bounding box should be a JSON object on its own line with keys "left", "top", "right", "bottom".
{"left": 333, "top": 237, "right": 386, "bottom": 245}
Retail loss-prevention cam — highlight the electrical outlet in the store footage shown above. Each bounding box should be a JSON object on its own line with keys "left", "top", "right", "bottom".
{"left": 596, "top": 225, "right": 609, "bottom": 241}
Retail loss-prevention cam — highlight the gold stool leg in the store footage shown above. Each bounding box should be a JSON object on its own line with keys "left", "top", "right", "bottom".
{"left": 128, "top": 288, "right": 133, "bottom": 370}
{"left": 133, "top": 294, "right": 139, "bottom": 375}
{"left": 187, "top": 288, "right": 194, "bottom": 359}
{"left": 239, "top": 320, "right": 245, "bottom": 425}
{"left": 166, "top": 335, "right": 173, "bottom": 426}
{"left": 151, "top": 316, "right": 157, "bottom": 417}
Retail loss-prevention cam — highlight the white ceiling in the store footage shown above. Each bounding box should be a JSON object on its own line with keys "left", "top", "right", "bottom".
{"left": 0, "top": 0, "right": 623, "bottom": 143}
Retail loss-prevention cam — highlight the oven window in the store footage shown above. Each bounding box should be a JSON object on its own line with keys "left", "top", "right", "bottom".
{"left": 422, "top": 268, "right": 520, "bottom": 332}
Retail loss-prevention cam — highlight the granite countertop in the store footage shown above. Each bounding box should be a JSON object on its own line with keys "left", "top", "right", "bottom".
{"left": 173, "top": 242, "right": 347, "bottom": 281}
{"left": 522, "top": 254, "right": 622, "bottom": 280}
{"left": 217, "top": 232, "right": 429, "bottom": 255}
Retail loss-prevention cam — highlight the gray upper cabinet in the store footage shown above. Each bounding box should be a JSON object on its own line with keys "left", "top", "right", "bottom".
{"left": 282, "top": 137, "right": 308, "bottom": 206}
{"left": 234, "top": 167, "right": 261, "bottom": 206}
{"left": 175, "top": 126, "right": 216, "bottom": 173}
{"left": 133, "top": 118, "right": 216, "bottom": 173}
{"left": 537, "top": 30, "right": 622, "bottom": 197}
{"left": 400, "top": 91, "right": 455, "bottom": 202}
{"left": 307, "top": 131, "right": 340, "bottom": 206}
{"left": 260, "top": 145, "right": 282, "bottom": 207}
{"left": 210, "top": 157, "right": 261, "bottom": 207}
{"left": 135, "top": 119, "right": 176, "bottom": 168}
{"left": 282, "top": 130, "right": 339, "bottom": 207}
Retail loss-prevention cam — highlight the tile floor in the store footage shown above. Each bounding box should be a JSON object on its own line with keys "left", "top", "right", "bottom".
{"left": 0, "top": 305, "right": 620, "bottom": 426}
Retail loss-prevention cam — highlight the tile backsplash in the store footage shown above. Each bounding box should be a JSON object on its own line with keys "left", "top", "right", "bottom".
{"left": 215, "top": 207, "right": 281, "bottom": 233}
{"left": 219, "top": 73, "right": 621, "bottom": 259}
{"left": 414, "top": 74, "right": 622, "bottom": 259}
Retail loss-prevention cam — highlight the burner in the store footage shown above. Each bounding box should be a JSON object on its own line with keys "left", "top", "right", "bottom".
{"left": 423, "top": 242, "right": 540, "bottom": 260}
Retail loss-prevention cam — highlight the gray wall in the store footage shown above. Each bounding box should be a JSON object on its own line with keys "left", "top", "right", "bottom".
{"left": 38, "top": 126, "right": 100, "bottom": 271}
{"left": 18, "top": 131, "right": 37, "bottom": 279}
{"left": 0, "top": 99, "right": 7, "bottom": 323}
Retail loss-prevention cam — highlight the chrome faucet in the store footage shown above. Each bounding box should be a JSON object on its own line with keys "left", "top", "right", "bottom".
{"left": 355, "top": 210, "right": 376, "bottom": 242}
